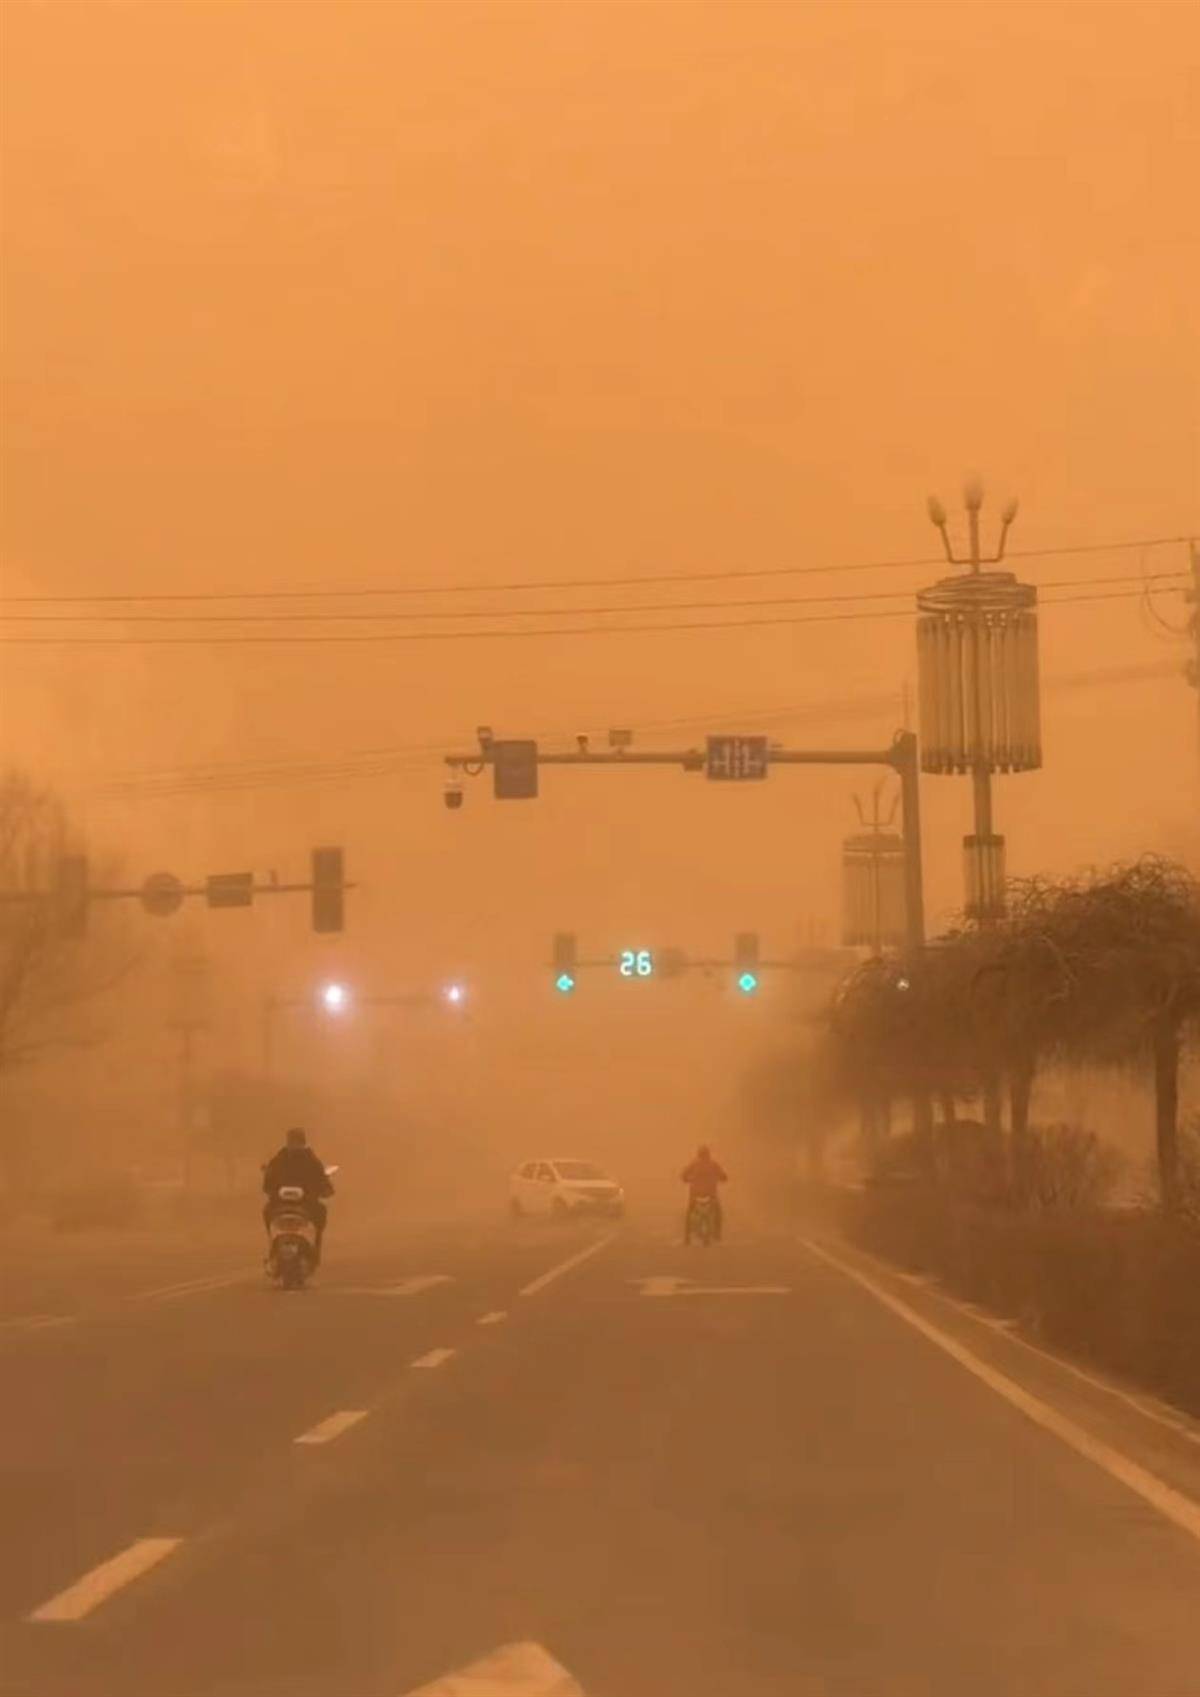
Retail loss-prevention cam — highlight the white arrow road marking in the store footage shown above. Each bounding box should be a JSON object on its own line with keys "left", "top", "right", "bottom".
{"left": 334, "top": 1275, "right": 455, "bottom": 1297}
{"left": 294, "top": 1409, "right": 369, "bottom": 1446}
{"left": 28, "top": 1538, "right": 183, "bottom": 1623}
{"left": 401, "top": 1640, "right": 586, "bottom": 1695}
{"left": 629, "top": 1276, "right": 790, "bottom": 1298}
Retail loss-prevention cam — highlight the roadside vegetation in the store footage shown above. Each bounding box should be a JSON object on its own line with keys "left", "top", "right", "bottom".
{"left": 812, "top": 857, "right": 1200, "bottom": 1414}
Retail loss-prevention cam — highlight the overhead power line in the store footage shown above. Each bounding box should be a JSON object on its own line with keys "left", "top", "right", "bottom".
{"left": 0, "top": 533, "right": 1192, "bottom": 606}
{"left": 0, "top": 585, "right": 1178, "bottom": 645}
{"left": 0, "top": 571, "right": 1184, "bottom": 627}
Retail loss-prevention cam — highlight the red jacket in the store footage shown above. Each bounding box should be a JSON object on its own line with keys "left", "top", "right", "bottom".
{"left": 681, "top": 1155, "right": 727, "bottom": 1198}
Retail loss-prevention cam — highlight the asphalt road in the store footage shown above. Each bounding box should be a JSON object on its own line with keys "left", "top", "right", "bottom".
{"left": 2, "top": 1210, "right": 1199, "bottom": 1697}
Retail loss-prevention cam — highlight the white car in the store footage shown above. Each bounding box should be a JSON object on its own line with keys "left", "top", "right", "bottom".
{"left": 509, "top": 1159, "right": 625, "bottom": 1220}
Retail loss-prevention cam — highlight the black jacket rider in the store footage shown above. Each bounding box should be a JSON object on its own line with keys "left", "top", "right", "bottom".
{"left": 263, "top": 1134, "right": 333, "bottom": 1260}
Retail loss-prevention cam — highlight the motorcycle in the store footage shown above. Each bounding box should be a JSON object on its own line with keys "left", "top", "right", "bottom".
{"left": 686, "top": 1194, "right": 718, "bottom": 1248}
{"left": 266, "top": 1165, "right": 338, "bottom": 1291}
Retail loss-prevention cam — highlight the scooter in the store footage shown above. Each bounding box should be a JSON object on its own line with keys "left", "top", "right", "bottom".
{"left": 686, "top": 1194, "right": 717, "bottom": 1248}
{"left": 266, "top": 1165, "right": 338, "bottom": 1290}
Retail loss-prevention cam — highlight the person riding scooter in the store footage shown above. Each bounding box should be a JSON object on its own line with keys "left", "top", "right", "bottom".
{"left": 681, "top": 1144, "right": 727, "bottom": 1244}
{"left": 263, "top": 1127, "right": 334, "bottom": 1266}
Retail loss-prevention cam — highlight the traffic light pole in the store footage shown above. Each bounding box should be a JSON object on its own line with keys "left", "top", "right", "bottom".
{"left": 446, "top": 729, "right": 926, "bottom": 952}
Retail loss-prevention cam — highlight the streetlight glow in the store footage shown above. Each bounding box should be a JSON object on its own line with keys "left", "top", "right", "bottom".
{"left": 320, "top": 981, "right": 349, "bottom": 1013}
{"left": 443, "top": 982, "right": 466, "bottom": 1005}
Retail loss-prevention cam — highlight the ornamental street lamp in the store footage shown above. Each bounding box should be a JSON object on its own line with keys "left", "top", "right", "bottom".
{"left": 917, "top": 482, "right": 1042, "bottom": 921}
{"left": 841, "top": 785, "right": 907, "bottom": 955}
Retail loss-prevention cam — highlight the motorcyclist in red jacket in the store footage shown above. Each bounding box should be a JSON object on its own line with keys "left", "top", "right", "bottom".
{"left": 681, "top": 1145, "right": 727, "bottom": 1244}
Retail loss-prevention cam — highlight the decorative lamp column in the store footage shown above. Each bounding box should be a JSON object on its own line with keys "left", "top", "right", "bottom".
{"left": 916, "top": 483, "right": 1041, "bottom": 922}
{"left": 841, "top": 785, "right": 907, "bottom": 953}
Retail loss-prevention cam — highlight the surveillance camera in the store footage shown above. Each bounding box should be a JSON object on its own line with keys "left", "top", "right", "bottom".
{"left": 476, "top": 725, "right": 494, "bottom": 751}
{"left": 444, "top": 776, "right": 464, "bottom": 811}
{"left": 576, "top": 732, "right": 590, "bottom": 755}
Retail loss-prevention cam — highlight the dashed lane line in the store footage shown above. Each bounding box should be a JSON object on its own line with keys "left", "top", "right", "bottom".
{"left": 294, "top": 1409, "right": 370, "bottom": 1446}
{"left": 800, "top": 1237, "right": 1200, "bottom": 1548}
{"left": 0, "top": 1313, "right": 77, "bottom": 1336}
{"left": 477, "top": 1311, "right": 508, "bottom": 1326}
{"left": 27, "top": 1538, "right": 183, "bottom": 1623}
{"left": 412, "top": 1347, "right": 457, "bottom": 1369}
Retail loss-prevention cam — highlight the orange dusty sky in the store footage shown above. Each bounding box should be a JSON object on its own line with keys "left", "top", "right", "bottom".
{"left": 1, "top": 1, "right": 1196, "bottom": 1104}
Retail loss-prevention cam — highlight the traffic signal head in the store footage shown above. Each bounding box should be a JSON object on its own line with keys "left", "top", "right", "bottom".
{"left": 734, "top": 932, "right": 759, "bottom": 994}
{"left": 552, "top": 932, "right": 577, "bottom": 993}
{"left": 312, "top": 847, "right": 344, "bottom": 933}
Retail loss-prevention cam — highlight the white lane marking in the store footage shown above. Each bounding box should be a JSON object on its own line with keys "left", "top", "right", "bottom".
{"left": 630, "top": 1275, "right": 789, "bottom": 1298}
{"left": 132, "top": 1269, "right": 252, "bottom": 1303}
{"left": 402, "top": 1639, "right": 586, "bottom": 1695}
{"left": 0, "top": 1313, "right": 78, "bottom": 1335}
{"left": 332, "top": 1274, "right": 455, "bottom": 1297}
{"left": 871, "top": 1251, "right": 1200, "bottom": 1445}
{"left": 800, "top": 1237, "right": 1200, "bottom": 1547}
{"left": 389, "top": 1275, "right": 454, "bottom": 1296}
{"left": 28, "top": 1537, "right": 183, "bottom": 1623}
{"left": 294, "top": 1409, "right": 369, "bottom": 1446}
{"left": 477, "top": 1311, "right": 508, "bottom": 1326}
{"left": 412, "top": 1347, "right": 457, "bottom": 1369}
{"left": 519, "top": 1234, "right": 617, "bottom": 1298}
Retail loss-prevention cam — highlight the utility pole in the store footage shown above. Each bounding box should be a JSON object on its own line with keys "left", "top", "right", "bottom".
{"left": 1188, "top": 540, "right": 1199, "bottom": 766}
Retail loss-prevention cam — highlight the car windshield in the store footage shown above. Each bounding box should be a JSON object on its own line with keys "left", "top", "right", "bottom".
{"left": 553, "top": 1161, "right": 607, "bottom": 1181}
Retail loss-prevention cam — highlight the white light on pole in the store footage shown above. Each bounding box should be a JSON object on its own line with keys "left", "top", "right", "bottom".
{"left": 443, "top": 983, "right": 466, "bottom": 1006}
{"left": 320, "top": 981, "right": 349, "bottom": 1013}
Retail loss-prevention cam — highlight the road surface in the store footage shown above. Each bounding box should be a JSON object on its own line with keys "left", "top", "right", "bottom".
{"left": 2, "top": 1211, "right": 1198, "bottom": 1696}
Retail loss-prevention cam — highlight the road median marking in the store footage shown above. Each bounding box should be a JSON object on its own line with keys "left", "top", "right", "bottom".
{"left": 28, "top": 1537, "right": 183, "bottom": 1623}
{"left": 800, "top": 1236, "right": 1200, "bottom": 1547}
{"left": 294, "top": 1409, "right": 369, "bottom": 1446}
{"left": 402, "top": 1639, "right": 585, "bottom": 1694}
{"left": 519, "top": 1234, "right": 617, "bottom": 1298}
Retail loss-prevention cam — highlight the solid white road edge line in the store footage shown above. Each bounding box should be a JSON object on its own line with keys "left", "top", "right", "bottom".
{"left": 477, "top": 1311, "right": 508, "bottom": 1326}
{"left": 401, "top": 1639, "right": 586, "bottom": 1695}
{"left": 28, "top": 1537, "right": 183, "bottom": 1623}
{"left": 294, "top": 1409, "right": 369, "bottom": 1445}
{"left": 854, "top": 1238, "right": 1200, "bottom": 1444}
{"left": 799, "top": 1237, "right": 1200, "bottom": 1547}
{"left": 519, "top": 1234, "right": 617, "bottom": 1298}
{"left": 412, "top": 1347, "right": 457, "bottom": 1369}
